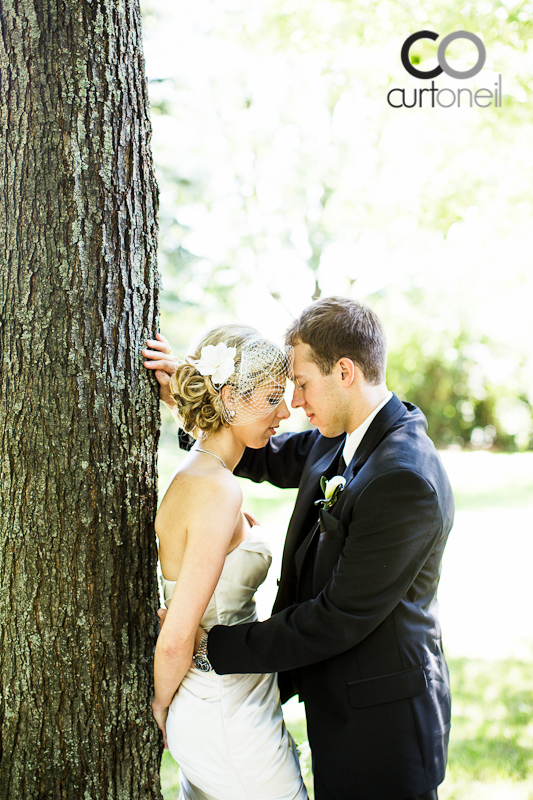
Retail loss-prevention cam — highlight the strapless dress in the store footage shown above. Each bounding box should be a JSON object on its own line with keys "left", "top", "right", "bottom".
{"left": 162, "top": 524, "right": 308, "bottom": 800}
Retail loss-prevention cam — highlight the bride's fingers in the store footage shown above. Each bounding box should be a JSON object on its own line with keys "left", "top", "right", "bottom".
{"left": 154, "top": 372, "right": 171, "bottom": 390}
{"left": 144, "top": 365, "right": 173, "bottom": 387}
{"left": 160, "top": 722, "right": 169, "bottom": 750}
{"left": 142, "top": 350, "right": 170, "bottom": 363}
{"left": 145, "top": 339, "right": 171, "bottom": 358}
{"left": 146, "top": 333, "right": 170, "bottom": 351}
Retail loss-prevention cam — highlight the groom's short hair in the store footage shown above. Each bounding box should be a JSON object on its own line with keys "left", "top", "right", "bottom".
{"left": 286, "top": 296, "right": 386, "bottom": 384}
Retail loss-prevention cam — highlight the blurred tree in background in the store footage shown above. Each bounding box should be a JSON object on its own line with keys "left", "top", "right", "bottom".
{"left": 386, "top": 323, "right": 531, "bottom": 451}
{"left": 141, "top": 0, "right": 533, "bottom": 451}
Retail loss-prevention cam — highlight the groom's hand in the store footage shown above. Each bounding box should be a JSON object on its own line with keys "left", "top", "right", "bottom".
{"left": 190, "top": 626, "right": 207, "bottom": 669}
{"left": 142, "top": 332, "right": 180, "bottom": 409}
{"left": 194, "top": 627, "right": 206, "bottom": 651}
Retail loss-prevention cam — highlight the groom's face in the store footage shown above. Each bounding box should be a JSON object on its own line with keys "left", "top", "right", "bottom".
{"left": 291, "top": 342, "right": 348, "bottom": 437}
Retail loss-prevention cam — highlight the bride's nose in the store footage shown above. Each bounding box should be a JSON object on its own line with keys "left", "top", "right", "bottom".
{"left": 277, "top": 400, "right": 290, "bottom": 420}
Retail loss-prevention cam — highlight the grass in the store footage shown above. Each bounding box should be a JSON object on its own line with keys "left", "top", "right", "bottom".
{"left": 157, "top": 434, "right": 533, "bottom": 799}
{"left": 441, "top": 656, "right": 533, "bottom": 799}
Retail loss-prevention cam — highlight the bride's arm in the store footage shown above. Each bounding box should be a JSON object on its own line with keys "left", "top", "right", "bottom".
{"left": 152, "top": 470, "right": 242, "bottom": 741}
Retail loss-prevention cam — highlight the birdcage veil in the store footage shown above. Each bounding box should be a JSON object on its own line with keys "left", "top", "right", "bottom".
{"left": 188, "top": 336, "right": 293, "bottom": 426}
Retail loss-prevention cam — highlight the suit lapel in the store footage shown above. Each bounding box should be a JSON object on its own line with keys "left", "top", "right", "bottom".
{"left": 292, "top": 441, "right": 345, "bottom": 578}
{"left": 344, "top": 393, "right": 406, "bottom": 484}
{"left": 275, "top": 396, "right": 408, "bottom": 606}
{"left": 285, "top": 440, "right": 344, "bottom": 576}
{"left": 294, "top": 395, "right": 407, "bottom": 579}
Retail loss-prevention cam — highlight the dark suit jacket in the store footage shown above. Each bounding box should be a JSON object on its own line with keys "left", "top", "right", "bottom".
{"left": 204, "top": 395, "right": 454, "bottom": 800}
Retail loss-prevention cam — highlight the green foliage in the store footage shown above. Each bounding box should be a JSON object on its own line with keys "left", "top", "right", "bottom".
{"left": 387, "top": 329, "right": 533, "bottom": 451}
{"left": 142, "top": 0, "right": 533, "bottom": 450}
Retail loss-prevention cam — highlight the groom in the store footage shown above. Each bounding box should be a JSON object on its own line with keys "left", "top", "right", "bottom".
{"left": 155, "top": 297, "right": 454, "bottom": 800}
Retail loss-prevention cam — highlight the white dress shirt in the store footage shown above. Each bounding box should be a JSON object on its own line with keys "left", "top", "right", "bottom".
{"left": 342, "top": 391, "right": 394, "bottom": 468}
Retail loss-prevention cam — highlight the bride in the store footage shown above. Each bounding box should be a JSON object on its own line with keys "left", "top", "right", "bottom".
{"left": 142, "top": 325, "right": 308, "bottom": 800}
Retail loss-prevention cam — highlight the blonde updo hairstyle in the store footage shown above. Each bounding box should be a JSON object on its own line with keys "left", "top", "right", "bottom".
{"left": 170, "top": 324, "right": 272, "bottom": 439}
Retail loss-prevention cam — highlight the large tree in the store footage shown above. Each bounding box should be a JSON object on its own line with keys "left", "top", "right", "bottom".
{"left": 0, "top": 0, "right": 162, "bottom": 797}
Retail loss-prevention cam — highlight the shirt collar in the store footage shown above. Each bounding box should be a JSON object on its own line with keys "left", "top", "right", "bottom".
{"left": 342, "top": 391, "right": 393, "bottom": 468}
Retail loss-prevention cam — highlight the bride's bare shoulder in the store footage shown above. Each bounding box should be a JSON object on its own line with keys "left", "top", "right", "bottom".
{"left": 160, "top": 464, "right": 242, "bottom": 517}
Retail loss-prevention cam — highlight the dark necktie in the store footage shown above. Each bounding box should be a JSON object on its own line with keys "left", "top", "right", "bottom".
{"left": 337, "top": 452, "right": 347, "bottom": 475}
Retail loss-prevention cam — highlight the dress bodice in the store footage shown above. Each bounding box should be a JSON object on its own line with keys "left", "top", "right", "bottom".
{"left": 161, "top": 525, "right": 272, "bottom": 631}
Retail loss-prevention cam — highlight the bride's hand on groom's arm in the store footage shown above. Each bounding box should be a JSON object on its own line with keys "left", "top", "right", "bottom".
{"left": 142, "top": 332, "right": 180, "bottom": 409}
{"left": 157, "top": 607, "right": 168, "bottom": 631}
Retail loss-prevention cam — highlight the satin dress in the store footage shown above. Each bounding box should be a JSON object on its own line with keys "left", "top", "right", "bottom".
{"left": 163, "top": 523, "right": 308, "bottom": 800}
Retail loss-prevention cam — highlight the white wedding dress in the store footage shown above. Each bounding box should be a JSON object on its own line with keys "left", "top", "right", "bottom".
{"left": 162, "top": 523, "right": 308, "bottom": 800}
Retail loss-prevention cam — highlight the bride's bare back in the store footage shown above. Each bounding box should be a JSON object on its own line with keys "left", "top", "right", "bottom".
{"left": 155, "top": 452, "right": 251, "bottom": 583}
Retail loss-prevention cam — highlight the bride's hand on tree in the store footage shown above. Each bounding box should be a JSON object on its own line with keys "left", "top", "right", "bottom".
{"left": 142, "top": 332, "right": 179, "bottom": 408}
{"left": 151, "top": 697, "right": 169, "bottom": 750}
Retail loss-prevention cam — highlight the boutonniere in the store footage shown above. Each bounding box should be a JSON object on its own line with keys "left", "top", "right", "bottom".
{"left": 315, "top": 475, "right": 346, "bottom": 510}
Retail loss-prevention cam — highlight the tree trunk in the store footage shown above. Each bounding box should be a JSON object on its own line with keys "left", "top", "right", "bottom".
{"left": 0, "top": 0, "right": 162, "bottom": 797}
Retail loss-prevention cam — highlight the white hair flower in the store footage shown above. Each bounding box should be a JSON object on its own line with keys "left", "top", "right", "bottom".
{"left": 192, "top": 343, "right": 236, "bottom": 386}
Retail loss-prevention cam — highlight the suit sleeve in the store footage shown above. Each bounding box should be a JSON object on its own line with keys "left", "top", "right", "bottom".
{"left": 208, "top": 468, "right": 442, "bottom": 674}
{"left": 178, "top": 425, "right": 319, "bottom": 488}
{"left": 234, "top": 428, "right": 320, "bottom": 489}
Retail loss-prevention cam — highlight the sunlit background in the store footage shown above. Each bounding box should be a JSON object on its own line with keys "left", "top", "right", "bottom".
{"left": 139, "top": 1, "right": 533, "bottom": 797}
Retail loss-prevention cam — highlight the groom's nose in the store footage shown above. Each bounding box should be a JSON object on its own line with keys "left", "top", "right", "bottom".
{"left": 291, "top": 387, "right": 305, "bottom": 409}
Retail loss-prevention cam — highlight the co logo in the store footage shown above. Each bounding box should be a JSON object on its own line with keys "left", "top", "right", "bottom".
{"left": 401, "top": 30, "right": 486, "bottom": 80}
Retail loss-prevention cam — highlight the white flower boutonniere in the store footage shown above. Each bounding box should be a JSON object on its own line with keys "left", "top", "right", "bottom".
{"left": 315, "top": 475, "right": 346, "bottom": 510}
{"left": 192, "top": 343, "right": 236, "bottom": 386}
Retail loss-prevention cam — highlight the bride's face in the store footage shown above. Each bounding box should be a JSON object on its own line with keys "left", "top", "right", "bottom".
{"left": 231, "top": 380, "right": 291, "bottom": 448}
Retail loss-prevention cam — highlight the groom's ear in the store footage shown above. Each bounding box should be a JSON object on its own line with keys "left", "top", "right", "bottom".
{"left": 337, "top": 357, "right": 357, "bottom": 387}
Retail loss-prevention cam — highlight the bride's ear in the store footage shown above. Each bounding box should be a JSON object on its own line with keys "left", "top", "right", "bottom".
{"left": 221, "top": 385, "right": 238, "bottom": 419}
{"left": 221, "top": 384, "right": 233, "bottom": 404}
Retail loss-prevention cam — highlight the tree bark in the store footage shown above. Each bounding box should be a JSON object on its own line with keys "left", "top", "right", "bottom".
{"left": 0, "top": 0, "right": 162, "bottom": 797}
